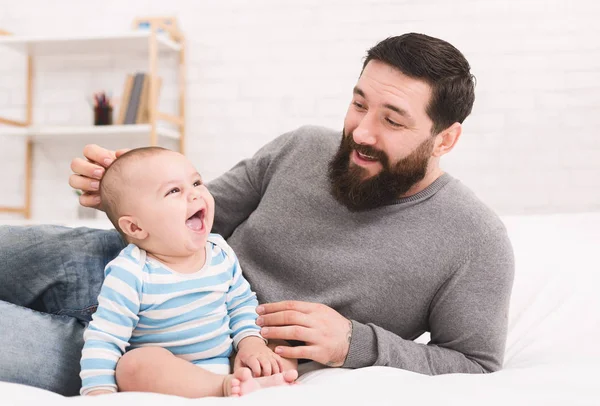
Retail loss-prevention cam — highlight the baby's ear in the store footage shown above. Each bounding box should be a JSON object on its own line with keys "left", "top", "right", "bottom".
{"left": 118, "top": 216, "right": 149, "bottom": 241}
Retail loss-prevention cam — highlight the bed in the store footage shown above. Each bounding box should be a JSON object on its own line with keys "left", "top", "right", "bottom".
{"left": 2, "top": 211, "right": 599, "bottom": 405}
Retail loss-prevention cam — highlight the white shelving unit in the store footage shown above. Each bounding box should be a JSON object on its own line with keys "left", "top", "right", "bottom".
{"left": 0, "top": 31, "right": 181, "bottom": 56}
{"left": 0, "top": 125, "right": 181, "bottom": 141}
{"left": 0, "top": 17, "right": 186, "bottom": 219}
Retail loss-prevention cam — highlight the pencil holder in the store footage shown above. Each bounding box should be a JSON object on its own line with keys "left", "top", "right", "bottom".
{"left": 94, "top": 106, "right": 113, "bottom": 125}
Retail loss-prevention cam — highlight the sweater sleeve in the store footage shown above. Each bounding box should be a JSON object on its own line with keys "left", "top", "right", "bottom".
{"left": 79, "top": 251, "right": 143, "bottom": 395}
{"left": 208, "top": 129, "right": 298, "bottom": 239}
{"left": 343, "top": 228, "right": 515, "bottom": 374}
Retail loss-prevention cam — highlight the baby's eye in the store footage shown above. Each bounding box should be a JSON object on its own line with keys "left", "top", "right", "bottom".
{"left": 193, "top": 180, "right": 203, "bottom": 187}
{"left": 166, "top": 187, "right": 180, "bottom": 196}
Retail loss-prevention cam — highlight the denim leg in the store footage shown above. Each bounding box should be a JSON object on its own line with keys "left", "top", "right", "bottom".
{"left": 0, "top": 300, "right": 86, "bottom": 396}
{"left": 0, "top": 225, "right": 125, "bottom": 395}
{"left": 0, "top": 225, "right": 125, "bottom": 321}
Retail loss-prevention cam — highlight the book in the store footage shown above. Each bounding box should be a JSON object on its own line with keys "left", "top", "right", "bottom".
{"left": 135, "top": 74, "right": 150, "bottom": 124}
{"left": 124, "top": 72, "right": 145, "bottom": 125}
{"left": 116, "top": 74, "right": 134, "bottom": 125}
{"left": 136, "top": 76, "right": 163, "bottom": 124}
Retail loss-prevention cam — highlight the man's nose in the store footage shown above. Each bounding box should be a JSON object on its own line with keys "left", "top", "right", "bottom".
{"left": 352, "top": 114, "right": 377, "bottom": 145}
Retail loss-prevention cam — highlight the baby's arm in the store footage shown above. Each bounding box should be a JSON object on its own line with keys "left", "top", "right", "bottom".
{"left": 80, "top": 254, "right": 142, "bottom": 396}
{"left": 225, "top": 254, "right": 263, "bottom": 348}
{"left": 224, "top": 249, "right": 297, "bottom": 376}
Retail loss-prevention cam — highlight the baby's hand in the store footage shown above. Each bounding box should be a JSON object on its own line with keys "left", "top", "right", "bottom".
{"left": 234, "top": 336, "right": 285, "bottom": 377}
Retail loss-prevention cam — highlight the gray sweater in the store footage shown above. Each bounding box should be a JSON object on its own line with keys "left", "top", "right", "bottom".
{"left": 208, "top": 125, "right": 514, "bottom": 374}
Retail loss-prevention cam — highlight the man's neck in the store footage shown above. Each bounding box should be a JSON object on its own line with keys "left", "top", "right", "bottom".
{"left": 400, "top": 167, "right": 445, "bottom": 198}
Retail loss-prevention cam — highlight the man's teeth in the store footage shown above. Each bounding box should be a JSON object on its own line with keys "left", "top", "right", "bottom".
{"left": 359, "top": 151, "right": 375, "bottom": 159}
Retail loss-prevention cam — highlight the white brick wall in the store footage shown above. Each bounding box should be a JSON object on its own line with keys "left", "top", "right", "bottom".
{"left": 1, "top": 0, "right": 599, "bottom": 222}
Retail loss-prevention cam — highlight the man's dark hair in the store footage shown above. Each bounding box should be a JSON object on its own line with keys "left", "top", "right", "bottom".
{"left": 363, "top": 33, "right": 476, "bottom": 135}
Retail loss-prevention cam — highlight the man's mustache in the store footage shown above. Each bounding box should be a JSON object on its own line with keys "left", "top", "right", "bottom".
{"left": 346, "top": 134, "right": 386, "bottom": 162}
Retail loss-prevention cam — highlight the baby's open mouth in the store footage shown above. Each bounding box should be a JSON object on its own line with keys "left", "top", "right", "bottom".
{"left": 185, "top": 209, "right": 205, "bottom": 232}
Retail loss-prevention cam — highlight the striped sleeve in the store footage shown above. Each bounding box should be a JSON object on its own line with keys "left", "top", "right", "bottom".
{"left": 79, "top": 248, "right": 143, "bottom": 395}
{"left": 223, "top": 244, "right": 264, "bottom": 350}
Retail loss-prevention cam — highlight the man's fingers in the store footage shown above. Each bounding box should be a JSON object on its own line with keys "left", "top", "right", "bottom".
{"left": 115, "top": 148, "right": 130, "bottom": 158}
{"left": 257, "top": 301, "right": 317, "bottom": 316}
{"left": 69, "top": 174, "right": 100, "bottom": 193}
{"left": 257, "top": 310, "right": 314, "bottom": 328}
{"left": 69, "top": 144, "right": 118, "bottom": 212}
{"left": 261, "top": 326, "right": 314, "bottom": 342}
{"left": 274, "top": 345, "right": 317, "bottom": 361}
{"left": 83, "top": 144, "right": 117, "bottom": 168}
{"left": 70, "top": 158, "right": 105, "bottom": 180}
{"left": 79, "top": 192, "right": 102, "bottom": 210}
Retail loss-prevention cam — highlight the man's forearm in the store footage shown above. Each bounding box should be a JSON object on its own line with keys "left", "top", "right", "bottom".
{"left": 343, "top": 321, "right": 494, "bottom": 374}
{"left": 344, "top": 229, "right": 514, "bottom": 374}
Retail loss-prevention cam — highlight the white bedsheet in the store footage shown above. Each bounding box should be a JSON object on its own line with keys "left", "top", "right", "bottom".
{"left": 3, "top": 212, "right": 600, "bottom": 405}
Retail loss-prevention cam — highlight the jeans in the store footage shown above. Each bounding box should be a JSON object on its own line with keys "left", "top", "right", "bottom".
{"left": 0, "top": 225, "right": 125, "bottom": 396}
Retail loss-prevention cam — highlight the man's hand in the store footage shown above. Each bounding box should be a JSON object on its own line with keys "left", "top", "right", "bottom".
{"left": 234, "top": 336, "right": 286, "bottom": 377}
{"left": 256, "top": 301, "right": 353, "bottom": 367}
{"left": 69, "top": 144, "right": 129, "bottom": 210}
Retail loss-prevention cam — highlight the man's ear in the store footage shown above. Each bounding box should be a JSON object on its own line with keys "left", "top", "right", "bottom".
{"left": 118, "top": 216, "right": 149, "bottom": 241}
{"left": 432, "top": 122, "right": 462, "bottom": 157}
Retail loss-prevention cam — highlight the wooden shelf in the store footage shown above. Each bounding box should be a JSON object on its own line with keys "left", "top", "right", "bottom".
{"left": 0, "top": 125, "right": 180, "bottom": 141}
{"left": 0, "top": 32, "right": 181, "bottom": 57}
{"left": 0, "top": 17, "right": 186, "bottom": 219}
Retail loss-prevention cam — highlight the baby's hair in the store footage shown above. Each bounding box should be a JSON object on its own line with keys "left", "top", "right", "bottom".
{"left": 100, "top": 146, "right": 170, "bottom": 241}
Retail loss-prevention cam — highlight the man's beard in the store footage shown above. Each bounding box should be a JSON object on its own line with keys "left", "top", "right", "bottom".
{"left": 328, "top": 130, "right": 435, "bottom": 212}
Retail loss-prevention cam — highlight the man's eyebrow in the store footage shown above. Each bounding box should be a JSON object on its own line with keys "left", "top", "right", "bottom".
{"left": 383, "top": 103, "right": 414, "bottom": 121}
{"left": 354, "top": 86, "right": 414, "bottom": 121}
{"left": 353, "top": 86, "right": 366, "bottom": 98}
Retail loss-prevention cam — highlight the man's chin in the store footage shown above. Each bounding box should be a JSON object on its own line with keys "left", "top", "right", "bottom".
{"left": 349, "top": 161, "right": 381, "bottom": 180}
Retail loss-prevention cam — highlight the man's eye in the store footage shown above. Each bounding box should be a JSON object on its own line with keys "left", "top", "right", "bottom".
{"left": 193, "top": 180, "right": 203, "bottom": 187}
{"left": 386, "top": 118, "right": 402, "bottom": 128}
{"left": 353, "top": 101, "right": 365, "bottom": 110}
{"left": 166, "top": 187, "right": 180, "bottom": 196}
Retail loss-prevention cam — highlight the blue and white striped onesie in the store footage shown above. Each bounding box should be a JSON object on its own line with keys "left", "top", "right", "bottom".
{"left": 79, "top": 234, "right": 263, "bottom": 395}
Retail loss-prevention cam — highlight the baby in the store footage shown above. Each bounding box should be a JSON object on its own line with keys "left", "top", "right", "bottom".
{"left": 79, "top": 147, "right": 297, "bottom": 398}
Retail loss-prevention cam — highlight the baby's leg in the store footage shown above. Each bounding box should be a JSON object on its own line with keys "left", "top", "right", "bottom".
{"left": 116, "top": 347, "right": 297, "bottom": 398}
{"left": 116, "top": 347, "right": 226, "bottom": 397}
{"left": 227, "top": 367, "right": 298, "bottom": 397}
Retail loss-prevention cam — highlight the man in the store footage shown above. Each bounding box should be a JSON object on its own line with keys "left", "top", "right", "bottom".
{"left": 0, "top": 33, "right": 514, "bottom": 396}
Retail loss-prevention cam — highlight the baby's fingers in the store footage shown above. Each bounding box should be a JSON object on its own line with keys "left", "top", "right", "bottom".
{"left": 246, "top": 357, "right": 262, "bottom": 377}
{"left": 271, "top": 357, "right": 281, "bottom": 374}
{"left": 258, "top": 356, "right": 272, "bottom": 376}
